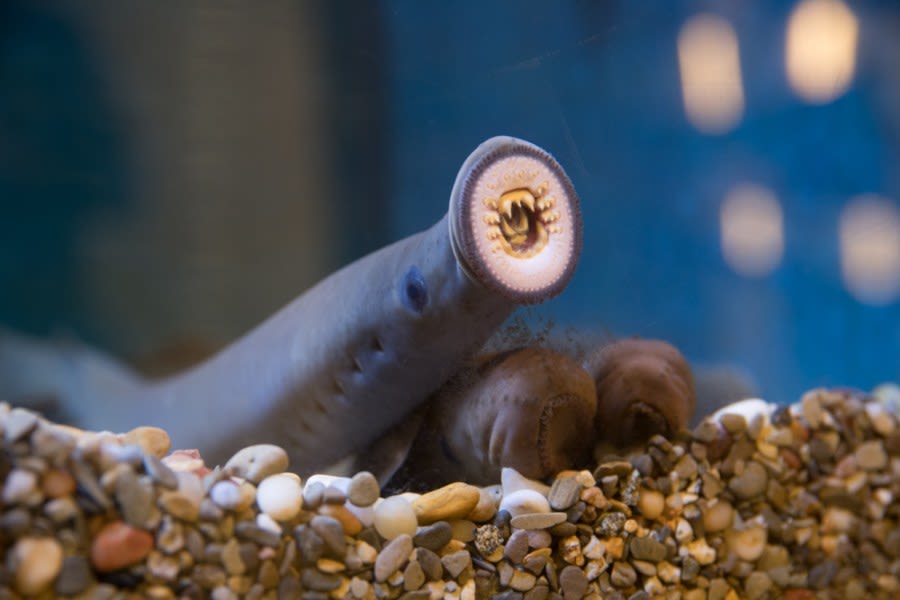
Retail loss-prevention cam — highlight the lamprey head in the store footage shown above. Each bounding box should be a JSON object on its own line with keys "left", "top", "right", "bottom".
{"left": 449, "top": 137, "right": 582, "bottom": 304}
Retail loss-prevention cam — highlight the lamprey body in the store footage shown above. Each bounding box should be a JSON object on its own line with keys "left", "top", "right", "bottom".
{"left": 0, "top": 137, "right": 583, "bottom": 475}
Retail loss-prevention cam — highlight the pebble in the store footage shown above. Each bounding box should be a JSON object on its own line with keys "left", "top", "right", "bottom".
{"left": 414, "top": 520, "right": 452, "bottom": 551}
{"left": 558, "top": 564, "right": 587, "bottom": 599}
{"left": 629, "top": 535, "right": 667, "bottom": 562}
{"left": 504, "top": 529, "right": 530, "bottom": 563}
{"left": 728, "top": 460, "right": 768, "bottom": 499}
{"left": 374, "top": 533, "right": 413, "bottom": 582}
{"left": 374, "top": 495, "right": 418, "bottom": 540}
{"left": 256, "top": 473, "right": 303, "bottom": 521}
{"left": 499, "top": 489, "right": 551, "bottom": 517}
{"left": 347, "top": 471, "right": 380, "bottom": 506}
{"left": 501, "top": 467, "right": 550, "bottom": 496}
{"left": 610, "top": 561, "right": 637, "bottom": 587}
{"left": 115, "top": 469, "right": 157, "bottom": 528}
{"left": 309, "top": 515, "right": 347, "bottom": 557}
{"left": 5, "top": 407, "right": 38, "bottom": 442}
{"left": 41, "top": 467, "right": 76, "bottom": 497}
{"left": 855, "top": 440, "right": 888, "bottom": 470}
{"left": 121, "top": 426, "right": 171, "bottom": 457}
{"left": 726, "top": 525, "right": 767, "bottom": 561}
{"left": 441, "top": 549, "right": 472, "bottom": 579}
{"left": 90, "top": 521, "right": 154, "bottom": 572}
{"left": 702, "top": 500, "right": 734, "bottom": 532}
{"left": 55, "top": 555, "right": 93, "bottom": 595}
{"left": 636, "top": 488, "right": 664, "bottom": 520}
{"left": 547, "top": 476, "right": 582, "bottom": 511}
{"left": 509, "top": 512, "right": 567, "bottom": 530}
{"left": 467, "top": 485, "right": 501, "bottom": 521}
{"left": 209, "top": 479, "right": 255, "bottom": 511}
{"left": 412, "top": 482, "right": 481, "bottom": 524}
{"left": 144, "top": 454, "right": 179, "bottom": 489}
{"left": 2, "top": 468, "right": 37, "bottom": 504}
{"left": 11, "top": 536, "right": 63, "bottom": 595}
{"left": 224, "top": 444, "right": 289, "bottom": 483}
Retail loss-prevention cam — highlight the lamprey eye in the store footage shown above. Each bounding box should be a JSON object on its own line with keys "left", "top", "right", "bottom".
{"left": 449, "top": 137, "right": 582, "bottom": 304}
{"left": 400, "top": 266, "right": 428, "bottom": 313}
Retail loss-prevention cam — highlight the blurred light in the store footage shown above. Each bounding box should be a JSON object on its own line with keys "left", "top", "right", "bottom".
{"left": 786, "top": 0, "right": 858, "bottom": 104}
{"left": 720, "top": 183, "right": 784, "bottom": 277}
{"left": 677, "top": 14, "right": 745, "bottom": 134}
{"left": 839, "top": 195, "right": 900, "bottom": 305}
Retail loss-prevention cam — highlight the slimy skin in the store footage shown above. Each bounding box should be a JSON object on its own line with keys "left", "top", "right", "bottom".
{"left": 0, "top": 137, "right": 583, "bottom": 475}
{"left": 395, "top": 346, "right": 597, "bottom": 488}
{"left": 584, "top": 338, "right": 695, "bottom": 447}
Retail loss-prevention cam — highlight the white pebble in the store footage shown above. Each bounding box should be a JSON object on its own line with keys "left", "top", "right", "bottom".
{"left": 712, "top": 398, "right": 774, "bottom": 425}
{"left": 256, "top": 473, "right": 303, "bottom": 521}
{"left": 224, "top": 444, "right": 289, "bottom": 483}
{"left": 499, "top": 489, "right": 550, "bottom": 517}
{"left": 175, "top": 471, "right": 205, "bottom": 506}
{"left": 2, "top": 469, "right": 37, "bottom": 504}
{"left": 501, "top": 467, "right": 550, "bottom": 497}
{"left": 256, "top": 512, "right": 282, "bottom": 535}
{"left": 373, "top": 495, "right": 417, "bottom": 540}
{"left": 209, "top": 480, "right": 245, "bottom": 511}
{"left": 12, "top": 536, "right": 63, "bottom": 595}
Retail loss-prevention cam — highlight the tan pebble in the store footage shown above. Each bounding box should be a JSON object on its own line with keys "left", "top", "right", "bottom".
{"left": 574, "top": 469, "right": 596, "bottom": 488}
{"left": 41, "top": 468, "right": 76, "bottom": 498}
{"left": 12, "top": 536, "right": 63, "bottom": 595}
{"left": 224, "top": 444, "right": 289, "bottom": 483}
{"left": 580, "top": 485, "right": 607, "bottom": 508}
{"left": 605, "top": 536, "right": 625, "bottom": 560}
{"left": 158, "top": 491, "right": 199, "bottom": 522}
{"left": 499, "top": 489, "right": 550, "bottom": 517}
{"left": 822, "top": 507, "right": 857, "bottom": 533}
{"left": 558, "top": 535, "right": 584, "bottom": 566}
{"left": 412, "top": 482, "right": 480, "bottom": 524}
{"left": 637, "top": 488, "right": 664, "bottom": 520}
{"left": 466, "top": 485, "right": 500, "bottom": 522}
{"left": 855, "top": 440, "right": 888, "bottom": 471}
{"left": 449, "top": 519, "right": 476, "bottom": 542}
{"left": 702, "top": 500, "right": 734, "bottom": 533}
{"left": 91, "top": 520, "right": 154, "bottom": 572}
{"left": 316, "top": 558, "right": 346, "bottom": 573}
{"left": 657, "top": 560, "right": 680, "bottom": 583}
{"left": 510, "top": 512, "right": 566, "bottom": 530}
{"left": 674, "top": 518, "right": 694, "bottom": 543}
{"left": 509, "top": 569, "right": 537, "bottom": 591}
{"left": 355, "top": 541, "right": 378, "bottom": 564}
{"left": 726, "top": 525, "right": 767, "bottom": 561}
{"left": 121, "top": 426, "right": 171, "bottom": 457}
{"left": 374, "top": 496, "right": 418, "bottom": 540}
{"left": 686, "top": 538, "right": 716, "bottom": 565}
{"left": 318, "top": 503, "right": 363, "bottom": 536}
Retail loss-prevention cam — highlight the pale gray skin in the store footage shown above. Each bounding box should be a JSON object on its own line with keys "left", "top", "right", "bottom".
{"left": 0, "top": 136, "right": 583, "bottom": 477}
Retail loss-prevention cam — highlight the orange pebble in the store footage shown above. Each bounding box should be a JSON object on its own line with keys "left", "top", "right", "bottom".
{"left": 317, "top": 504, "right": 362, "bottom": 536}
{"left": 41, "top": 469, "right": 76, "bottom": 498}
{"left": 90, "top": 521, "right": 154, "bottom": 572}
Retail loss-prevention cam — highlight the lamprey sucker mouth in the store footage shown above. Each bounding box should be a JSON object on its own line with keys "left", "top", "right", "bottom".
{"left": 450, "top": 136, "right": 582, "bottom": 304}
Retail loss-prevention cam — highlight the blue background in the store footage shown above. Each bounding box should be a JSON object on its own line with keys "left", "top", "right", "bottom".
{"left": 1, "top": 1, "right": 898, "bottom": 404}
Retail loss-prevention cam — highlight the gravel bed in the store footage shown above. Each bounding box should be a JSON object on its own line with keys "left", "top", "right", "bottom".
{"left": 1, "top": 385, "right": 899, "bottom": 599}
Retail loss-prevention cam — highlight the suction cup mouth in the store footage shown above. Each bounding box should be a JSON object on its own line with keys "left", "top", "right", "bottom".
{"left": 449, "top": 137, "right": 582, "bottom": 304}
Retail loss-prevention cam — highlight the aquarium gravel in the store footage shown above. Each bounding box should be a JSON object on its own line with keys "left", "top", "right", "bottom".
{"left": 1, "top": 386, "right": 900, "bottom": 599}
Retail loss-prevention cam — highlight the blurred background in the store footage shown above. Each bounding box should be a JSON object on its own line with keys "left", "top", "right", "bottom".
{"left": 1, "top": 0, "right": 898, "bottom": 404}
